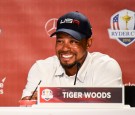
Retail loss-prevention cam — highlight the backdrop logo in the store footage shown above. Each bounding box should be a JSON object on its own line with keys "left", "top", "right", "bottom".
{"left": 0, "top": 77, "right": 6, "bottom": 95}
{"left": 108, "top": 9, "right": 135, "bottom": 47}
{"left": 45, "top": 18, "right": 58, "bottom": 37}
{"left": 0, "top": 28, "right": 1, "bottom": 34}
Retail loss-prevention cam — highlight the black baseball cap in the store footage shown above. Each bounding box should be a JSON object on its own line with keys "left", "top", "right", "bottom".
{"left": 50, "top": 11, "right": 92, "bottom": 40}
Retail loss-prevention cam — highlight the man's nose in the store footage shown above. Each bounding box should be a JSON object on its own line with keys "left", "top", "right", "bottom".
{"left": 62, "top": 42, "right": 71, "bottom": 51}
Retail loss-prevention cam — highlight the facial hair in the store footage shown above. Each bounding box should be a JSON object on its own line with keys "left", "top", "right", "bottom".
{"left": 60, "top": 61, "right": 77, "bottom": 69}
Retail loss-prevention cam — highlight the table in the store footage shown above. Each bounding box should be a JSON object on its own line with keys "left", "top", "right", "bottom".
{"left": 0, "top": 106, "right": 135, "bottom": 115}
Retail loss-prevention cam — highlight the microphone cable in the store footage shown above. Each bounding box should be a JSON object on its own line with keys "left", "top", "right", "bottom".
{"left": 74, "top": 63, "right": 81, "bottom": 85}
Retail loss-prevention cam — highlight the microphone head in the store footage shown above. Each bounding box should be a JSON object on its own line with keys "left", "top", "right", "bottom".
{"left": 77, "top": 62, "right": 81, "bottom": 68}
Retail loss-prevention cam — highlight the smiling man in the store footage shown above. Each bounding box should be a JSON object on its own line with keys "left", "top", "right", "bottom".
{"left": 21, "top": 11, "right": 123, "bottom": 100}
{"left": 55, "top": 32, "right": 91, "bottom": 76}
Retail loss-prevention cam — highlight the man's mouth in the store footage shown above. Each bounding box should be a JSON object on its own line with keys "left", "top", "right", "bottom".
{"left": 61, "top": 54, "right": 73, "bottom": 58}
{"left": 58, "top": 53, "right": 77, "bottom": 68}
{"left": 59, "top": 53, "right": 75, "bottom": 61}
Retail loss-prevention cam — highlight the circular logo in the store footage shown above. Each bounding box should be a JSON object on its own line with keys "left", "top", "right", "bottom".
{"left": 45, "top": 18, "right": 58, "bottom": 37}
{"left": 41, "top": 89, "right": 53, "bottom": 101}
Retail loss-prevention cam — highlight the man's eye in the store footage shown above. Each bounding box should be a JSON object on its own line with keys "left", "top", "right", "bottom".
{"left": 70, "top": 40, "right": 79, "bottom": 44}
{"left": 56, "top": 40, "right": 63, "bottom": 43}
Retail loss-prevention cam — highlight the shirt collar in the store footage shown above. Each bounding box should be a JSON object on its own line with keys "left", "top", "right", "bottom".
{"left": 54, "top": 52, "right": 91, "bottom": 82}
{"left": 54, "top": 61, "right": 65, "bottom": 77}
{"left": 77, "top": 52, "right": 91, "bottom": 82}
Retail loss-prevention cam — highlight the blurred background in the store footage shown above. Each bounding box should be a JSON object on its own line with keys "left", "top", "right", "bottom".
{"left": 0, "top": 0, "right": 135, "bottom": 106}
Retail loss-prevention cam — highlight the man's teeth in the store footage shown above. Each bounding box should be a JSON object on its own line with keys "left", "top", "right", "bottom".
{"left": 62, "top": 55, "right": 73, "bottom": 58}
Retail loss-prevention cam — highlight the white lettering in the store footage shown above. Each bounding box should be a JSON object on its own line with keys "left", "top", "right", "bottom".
{"left": 60, "top": 18, "right": 73, "bottom": 24}
{"left": 108, "top": 29, "right": 135, "bottom": 38}
{"left": 124, "top": 82, "right": 135, "bottom": 86}
{"left": 84, "top": 92, "right": 111, "bottom": 98}
{"left": 62, "top": 92, "right": 82, "bottom": 98}
{"left": 0, "top": 83, "right": 3, "bottom": 88}
{"left": 0, "top": 89, "right": 3, "bottom": 94}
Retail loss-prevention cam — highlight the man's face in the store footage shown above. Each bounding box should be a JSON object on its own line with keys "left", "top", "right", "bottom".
{"left": 55, "top": 32, "right": 90, "bottom": 68}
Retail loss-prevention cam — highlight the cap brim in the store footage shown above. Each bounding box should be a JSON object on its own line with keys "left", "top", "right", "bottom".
{"left": 50, "top": 29, "right": 85, "bottom": 40}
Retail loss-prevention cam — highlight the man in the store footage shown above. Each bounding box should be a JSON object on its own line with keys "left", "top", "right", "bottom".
{"left": 21, "top": 11, "right": 123, "bottom": 100}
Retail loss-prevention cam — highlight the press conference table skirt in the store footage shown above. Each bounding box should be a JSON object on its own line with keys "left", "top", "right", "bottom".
{"left": 0, "top": 107, "right": 135, "bottom": 115}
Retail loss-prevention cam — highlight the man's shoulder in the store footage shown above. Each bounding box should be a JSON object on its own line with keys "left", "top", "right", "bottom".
{"left": 90, "top": 52, "right": 114, "bottom": 60}
{"left": 88, "top": 52, "right": 121, "bottom": 74}
{"left": 35, "top": 55, "right": 60, "bottom": 67}
{"left": 89, "top": 52, "right": 118, "bottom": 64}
{"left": 37, "top": 55, "right": 58, "bottom": 62}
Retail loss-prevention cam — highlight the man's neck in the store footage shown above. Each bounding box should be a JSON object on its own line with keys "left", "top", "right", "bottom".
{"left": 65, "top": 65, "right": 78, "bottom": 76}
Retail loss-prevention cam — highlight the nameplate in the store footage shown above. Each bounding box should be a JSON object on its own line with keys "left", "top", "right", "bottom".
{"left": 37, "top": 87, "right": 123, "bottom": 104}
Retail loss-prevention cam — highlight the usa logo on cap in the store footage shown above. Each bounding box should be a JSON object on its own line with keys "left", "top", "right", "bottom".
{"left": 108, "top": 9, "right": 135, "bottom": 47}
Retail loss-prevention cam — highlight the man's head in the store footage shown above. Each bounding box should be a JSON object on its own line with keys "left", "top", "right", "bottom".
{"left": 50, "top": 11, "right": 92, "bottom": 40}
{"left": 50, "top": 11, "right": 92, "bottom": 69}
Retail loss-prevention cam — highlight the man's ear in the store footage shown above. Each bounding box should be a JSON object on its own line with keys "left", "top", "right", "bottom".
{"left": 87, "top": 37, "right": 93, "bottom": 48}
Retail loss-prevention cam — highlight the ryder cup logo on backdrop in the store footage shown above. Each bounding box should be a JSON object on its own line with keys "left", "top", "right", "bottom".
{"left": 108, "top": 9, "right": 135, "bottom": 47}
{"left": 41, "top": 89, "right": 53, "bottom": 101}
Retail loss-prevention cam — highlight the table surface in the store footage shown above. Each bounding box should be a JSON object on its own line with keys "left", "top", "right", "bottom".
{"left": 0, "top": 105, "right": 135, "bottom": 115}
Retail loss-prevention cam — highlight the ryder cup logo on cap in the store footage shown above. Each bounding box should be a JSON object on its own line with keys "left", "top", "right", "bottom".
{"left": 108, "top": 9, "right": 135, "bottom": 47}
{"left": 41, "top": 89, "right": 53, "bottom": 101}
{"left": 50, "top": 11, "right": 92, "bottom": 40}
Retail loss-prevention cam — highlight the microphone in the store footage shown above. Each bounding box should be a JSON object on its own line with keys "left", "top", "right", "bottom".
{"left": 74, "top": 62, "right": 81, "bottom": 85}
{"left": 29, "top": 80, "right": 42, "bottom": 100}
